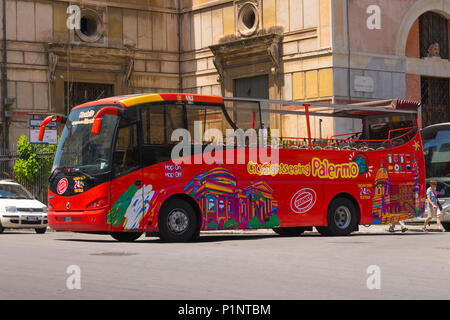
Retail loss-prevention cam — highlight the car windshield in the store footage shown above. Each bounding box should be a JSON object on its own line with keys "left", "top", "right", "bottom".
{"left": 423, "top": 127, "right": 450, "bottom": 183}
{"left": 0, "top": 184, "right": 34, "bottom": 199}
{"left": 53, "top": 105, "right": 119, "bottom": 174}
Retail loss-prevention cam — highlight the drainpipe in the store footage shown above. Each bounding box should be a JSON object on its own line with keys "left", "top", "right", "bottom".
{"left": 178, "top": 4, "right": 182, "bottom": 93}
{"left": 1, "top": 0, "right": 8, "bottom": 151}
{"left": 346, "top": 0, "right": 351, "bottom": 103}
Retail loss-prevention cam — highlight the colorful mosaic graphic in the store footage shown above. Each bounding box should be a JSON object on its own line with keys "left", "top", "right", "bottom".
{"left": 107, "top": 184, "right": 155, "bottom": 231}
{"left": 350, "top": 152, "right": 373, "bottom": 178}
{"left": 371, "top": 159, "right": 423, "bottom": 224}
{"left": 184, "top": 167, "right": 280, "bottom": 230}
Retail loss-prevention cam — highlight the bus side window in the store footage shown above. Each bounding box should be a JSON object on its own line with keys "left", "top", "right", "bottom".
{"left": 224, "top": 101, "right": 261, "bottom": 132}
{"left": 141, "top": 103, "right": 184, "bottom": 166}
{"left": 141, "top": 104, "right": 184, "bottom": 145}
{"left": 185, "top": 104, "right": 233, "bottom": 145}
{"left": 113, "top": 123, "right": 139, "bottom": 176}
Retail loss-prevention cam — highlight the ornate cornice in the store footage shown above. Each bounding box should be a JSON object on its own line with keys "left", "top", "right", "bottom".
{"left": 209, "top": 32, "right": 282, "bottom": 82}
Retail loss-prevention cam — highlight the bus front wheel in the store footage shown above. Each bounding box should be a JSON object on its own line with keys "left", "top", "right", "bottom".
{"left": 273, "top": 227, "right": 306, "bottom": 237}
{"left": 158, "top": 198, "right": 199, "bottom": 242}
{"left": 318, "top": 197, "right": 358, "bottom": 236}
{"left": 111, "top": 232, "right": 142, "bottom": 242}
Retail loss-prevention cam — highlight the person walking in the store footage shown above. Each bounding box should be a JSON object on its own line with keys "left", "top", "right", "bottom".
{"left": 423, "top": 180, "right": 443, "bottom": 232}
{"left": 388, "top": 220, "right": 408, "bottom": 233}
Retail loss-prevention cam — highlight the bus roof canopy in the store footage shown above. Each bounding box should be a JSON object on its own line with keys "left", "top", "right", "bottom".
{"left": 72, "top": 93, "right": 224, "bottom": 110}
{"left": 72, "top": 93, "right": 419, "bottom": 117}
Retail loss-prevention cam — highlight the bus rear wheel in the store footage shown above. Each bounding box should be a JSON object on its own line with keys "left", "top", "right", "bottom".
{"left": 158, "top": 198, "right": 199, "bottom": 242}
{"left": 273, "top": 227, "right": 306, "bottom": 237}
{"left": 111, "top": 232, "right": 142, "bottom": 242}
{"left": 442, "top": 222, "right": 450, "bottom": 232}
{"left": 318, "top": 197, "right": 358, "bottom": 236}
{"left": 35, "top": 227, "right": 47, "bottom": 234}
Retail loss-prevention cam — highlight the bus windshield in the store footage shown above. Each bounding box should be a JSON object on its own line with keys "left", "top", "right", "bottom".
{"left": 422, "top": 125, "right": 450, "bottom": 182}
{"left": 53, "top": 105, "right": 119, "bottom": 174}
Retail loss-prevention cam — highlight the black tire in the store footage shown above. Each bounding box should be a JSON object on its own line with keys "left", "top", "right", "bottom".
{"left": 442, "top": 222, "right": 450, "bottom": 232}
{"left": 0, "top": 221, "right": 4, "bottom": 234}
{"left": 110, "top": 232, "right": 142, "bottom": 242}
{"left": 273, "top": 227, "right": 306, "bottom": 237}
{"left": 35, "top": 227, "right": 47, "bottom": 234}
{"left": 315, "top": 226, "right": 331, "bottom": 236}
{"left": 158, "top": 198, "right": 199, "bottom": 242}
{"left": 319, "top": 197, "right": 359, "bottom": 236}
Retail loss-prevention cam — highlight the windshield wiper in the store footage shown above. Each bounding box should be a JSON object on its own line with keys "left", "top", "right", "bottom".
{"left": 48, "top": 168, "right": 61, "bottom": 182}
{"left": 76, "top": 168, "right": 96, "bottom": 181}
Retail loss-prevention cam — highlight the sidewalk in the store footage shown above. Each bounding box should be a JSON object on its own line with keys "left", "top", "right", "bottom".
{"left": 201, "top": 223, "right": 446, "bottom": 236}
{"left": 356, "top": 224, "right": 444, "bottom": 233}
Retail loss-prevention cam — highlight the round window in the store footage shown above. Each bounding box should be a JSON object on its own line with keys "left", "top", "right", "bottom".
{"left": 75, "top": 9, "right": 103, "bottom": 42}
{"left": 80, "top": 16, "right": 98, "bottom": 37}
{"left": 238, "top": 3, "right": 259, "bottom": 37}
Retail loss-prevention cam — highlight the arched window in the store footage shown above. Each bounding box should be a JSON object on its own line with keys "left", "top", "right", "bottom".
{"left": 419, "top": 12, "right": 448, "bottom": 59}
{"left": 418, "top": 12, "right": 450, "bottom": 127}
{"left": 218, "top": 199, "right": 225, "bottom": 213}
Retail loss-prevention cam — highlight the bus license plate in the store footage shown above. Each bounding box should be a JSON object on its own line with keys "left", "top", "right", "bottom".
{"left": 64, "top": 217, "right": 72, "bottom": 222}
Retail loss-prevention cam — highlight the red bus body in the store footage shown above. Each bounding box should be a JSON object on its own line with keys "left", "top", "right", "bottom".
{"left": 45, "top": 94, "right": 426, "bottom": 239}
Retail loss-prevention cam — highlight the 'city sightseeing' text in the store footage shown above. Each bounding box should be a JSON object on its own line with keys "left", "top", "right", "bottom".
{"left": 247, "top": 157, "right": 359, "bottom": 180}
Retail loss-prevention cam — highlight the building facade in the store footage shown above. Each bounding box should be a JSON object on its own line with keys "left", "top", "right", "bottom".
{"left": 183, "top": 167, "right": 279, "bottom": 229}
{"left": 0, "top": 0, "right": 449, "bottom": 150}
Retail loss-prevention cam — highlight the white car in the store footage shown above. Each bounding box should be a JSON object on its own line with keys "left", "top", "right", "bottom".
{"left": 0, "top": 179, "right": 48, "bottom": 234}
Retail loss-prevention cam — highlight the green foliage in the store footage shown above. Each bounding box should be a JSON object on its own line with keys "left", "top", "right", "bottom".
{"left": 14, "top": 135, "right": 39, "bottom": 185}
{"left": 208, "top": 220, "right": 218, "bottom": 229}
{"left": 262, "top": 214, "right": 280, "bottom": 228}
{"left": 248, "top": 215, "right": 262, "bottom": 229}
{"left": 223, "top": 218, "right": 238, "bottom": 229}
{"left": 13, "top": 135, "right": 57, "bottom": 185}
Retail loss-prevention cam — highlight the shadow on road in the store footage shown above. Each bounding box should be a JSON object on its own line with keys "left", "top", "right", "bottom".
{"left": 53, "top": 230, "right": 439, "bottom": 244}
{"left": 51, "top": 226, "right": 445, "bottom": 243}
{"left": 353, "top": 232, "right": 430, "bottom": 237}
{"left": 0, "top": 231, "right": 44, "bottom": 235}
{"left": 55, "top": 233, "right": 280, "bottom": 244}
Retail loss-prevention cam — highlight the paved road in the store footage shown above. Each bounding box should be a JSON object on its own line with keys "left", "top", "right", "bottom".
{"left": 0, "top": 226, "right": 449, "bottom": 300}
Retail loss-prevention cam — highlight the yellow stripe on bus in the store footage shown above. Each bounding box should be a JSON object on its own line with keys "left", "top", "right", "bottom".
{"left": 120, "top": 94, "right": 164, "bottom": 107}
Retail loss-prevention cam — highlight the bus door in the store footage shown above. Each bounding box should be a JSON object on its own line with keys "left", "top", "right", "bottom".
{"left": 109, "top": 120, "right": 145, "bottom": 233}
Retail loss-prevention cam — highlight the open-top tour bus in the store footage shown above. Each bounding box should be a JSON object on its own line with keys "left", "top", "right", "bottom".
{"left": 40, "top": 94, "right": 425, "bottom": 242}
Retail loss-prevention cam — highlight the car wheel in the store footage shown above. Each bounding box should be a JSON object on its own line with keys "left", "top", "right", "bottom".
{"left": 442, "top": 222, "right": 450, "bottom": 232}
{"left": 272, "top": 227, "right": 306, "bottom": 237}
{"left": 35, "top": 227, "right": 47, "bottom": 234}
{"left": 158, "top": 198, "right": 199, "bottom": 242}
{"left": 110, "top": 232, "right": 142, "bottom": 242}
{"left": 319, "top": 197, "right": 358, "bottom": 236}
{"left": 0, "top": 221, "right": 4, "bottom": 234}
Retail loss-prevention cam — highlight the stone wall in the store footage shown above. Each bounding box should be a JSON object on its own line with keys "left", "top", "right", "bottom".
{"left": 180, "top": 0, "right": 334, "bottom": 103}
{"left": 331, "top": 0, "right": 450, "bottom": 104}
{"left": 1, "top": 0, "right": 182, "bottom": 148}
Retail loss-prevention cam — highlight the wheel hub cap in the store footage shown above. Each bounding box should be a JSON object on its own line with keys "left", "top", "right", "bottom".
{"left": 334, "top": 206, "right": 351, "bottom": 229}
{"left": 167, "top": 209, "right": 189, "bottom": 233}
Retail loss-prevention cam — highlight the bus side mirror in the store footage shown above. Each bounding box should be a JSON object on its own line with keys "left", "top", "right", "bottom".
{"left": 38, "top": 114, "right": 67, "bottom": 141}
{"left": 91, "top": 118, "right": 102, "bottom": 136}
{"left": 91, "top": 106, "right": 122, "bottom": 136}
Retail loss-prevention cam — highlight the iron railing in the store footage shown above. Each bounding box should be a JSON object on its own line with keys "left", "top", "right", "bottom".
{"left": 0, "top": 149, "right": 55, "bottom": 204}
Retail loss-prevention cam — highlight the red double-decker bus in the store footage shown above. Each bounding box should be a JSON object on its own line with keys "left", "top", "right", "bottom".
{"left": 40, "top": 94, "right": 426, "bottom": 242}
